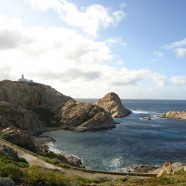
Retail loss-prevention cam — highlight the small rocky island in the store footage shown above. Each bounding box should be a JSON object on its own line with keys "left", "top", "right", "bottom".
{"left": 160, "top": 111, "right": 186, "bottom": 120}
{"left": 96, "top": 92, "right": 131, "bottom": 118}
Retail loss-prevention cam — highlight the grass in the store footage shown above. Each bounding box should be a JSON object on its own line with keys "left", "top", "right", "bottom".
{"left": 1, "top": 153, "right": 186, "bottom": 185}
{"left": 1, "top": 137, "right": 186, "bottom": 185}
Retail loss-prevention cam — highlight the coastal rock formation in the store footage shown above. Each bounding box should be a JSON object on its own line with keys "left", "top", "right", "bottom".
{"left": 126, "top": 164, "right": 158, "bottom": 173}
{"left": 0, "top": 144, "right": 19, "bottom": 160}
{"left": 143, "top": 116, "right": 151, "bottom": 120}
{"left": 0, "top": 80, "right": 115, "bottom": 133}
{"left": 160, "top": 111, "right": 186, "bottom": 120}
{"left": 157, "top": 162, "right": 186, "bottom": 176}
{"left": 96, "top": 92, "right": 131, "bottom": 118}
{"left": 32, "top": 137, "right": 85, "bottom": 168}
{"left": 61, "top": 100, "right": 115, "bottom": 131}
{"left": 0, "top": 101, "right": 44, "bottom": 134}
{"left": 47, "top": 151, "right": 84, "bottom": 168}
{"left": 0, "top": 80, "right": 72, "bottom": 113}
{"left": 2, "top": 127, "right": 37, "bottom": 152}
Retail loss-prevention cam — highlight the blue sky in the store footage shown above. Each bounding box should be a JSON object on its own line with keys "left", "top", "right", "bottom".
{"left": 0, "top": 0, "right": 186, "bottom": 99}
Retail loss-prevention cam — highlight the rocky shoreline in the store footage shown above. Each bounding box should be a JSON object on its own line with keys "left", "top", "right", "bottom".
{"left": 1, "top": 80, "right": 186, "bottom": 175}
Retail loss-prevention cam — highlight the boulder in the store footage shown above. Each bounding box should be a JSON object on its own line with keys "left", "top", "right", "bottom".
{"left": 60, "top": 100, "right": 115, "bottom": 131}
{"left": 46, "top": 150, "right": 84, "bottom": 168}
{"left": 2, "top": 127, "right": 37, "bottom": 152}
{"left": 143, "top": 116, "right": 151, "bottom": 120}
{"left": 160, "top": 111, "right": 186, "bottom": 120}
{"left": 0, "top": 144, "right": 19, "bottom": 160}
{"left": 157, "top": 162, "right": 186, "bottom": 177}
{"left": 96, "top": 92, "right": 131, "bottom": 118}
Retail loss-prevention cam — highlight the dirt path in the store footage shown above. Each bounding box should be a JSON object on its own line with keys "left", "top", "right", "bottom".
{"left": 0, "top": 138, "right": 157, "bottom": 179}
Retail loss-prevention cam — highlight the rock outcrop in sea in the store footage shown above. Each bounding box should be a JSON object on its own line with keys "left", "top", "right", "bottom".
{"left": 0, "top": 80, "right": 115, "bottom": 133}
{"left": 96, "top": 92, "right": 131, "bottom": 118}
{"left": 160, "top": 111, "right": 186, "bottom": 120}
{"left": 61, "top": 100, "right": 115, "bottom": 131}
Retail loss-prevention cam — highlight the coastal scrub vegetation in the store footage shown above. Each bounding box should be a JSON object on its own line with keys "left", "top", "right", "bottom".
{"left": 1, "top": 154, "right": 186, "bottom": 185}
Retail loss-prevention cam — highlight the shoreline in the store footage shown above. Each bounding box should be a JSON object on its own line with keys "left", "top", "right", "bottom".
{"left": 38, "top": 129, "right": 161, "bottom": 174}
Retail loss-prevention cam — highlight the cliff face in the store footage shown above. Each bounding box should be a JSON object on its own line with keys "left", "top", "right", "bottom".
{"left": 0, "top": 80, "right": 115, "bottom": 133}
{"left": 96, "top": 92, "right": 131, "bottom": 118}
{"left": 0, "top": 80, "right": 72, "bottom": 113}
{"left": 0, "top": 101, "right": 44, "bottom": 134}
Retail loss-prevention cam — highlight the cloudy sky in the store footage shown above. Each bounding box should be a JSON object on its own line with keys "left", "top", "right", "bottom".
{"left": 0, "top": 0, "right": 186, "bottom": 99}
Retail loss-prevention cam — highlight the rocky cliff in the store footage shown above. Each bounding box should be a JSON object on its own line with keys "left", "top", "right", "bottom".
{"left": 96, "top": 92, "right": 131, "bottom": 118}
{"left": 160, "top": 111, "right": 186, "bottom": 120}
{"left": 0, "top": 80, "right": 115, "bottom": 133}
{"left": 61, "top": 100, "right": 115, "bottom": 131}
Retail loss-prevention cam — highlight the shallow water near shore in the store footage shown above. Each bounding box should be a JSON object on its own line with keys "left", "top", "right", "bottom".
{"left": 44, "top": 99, "right": 186, "bottom": 172}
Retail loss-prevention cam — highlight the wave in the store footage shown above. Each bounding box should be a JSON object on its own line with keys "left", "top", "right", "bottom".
{"left": 132, "top": 110, "right": 160, "bottom": 115}
{"left": 47, "top": 142, "right": 63, "bottom": 154}
{"left": 47, "top": 142, "right": 82, "bottom": 160}
{"left": 104, "top": 157, "right": 126, "bottom": 172}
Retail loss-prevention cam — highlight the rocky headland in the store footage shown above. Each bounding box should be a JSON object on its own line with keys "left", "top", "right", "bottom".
{"left": 160, "top": 111, "right": 186, "bottom": 120}
{"left": 0, "top": 80, "right": 131, "bottom": 170}
{"left": 0, "top": 80, "right": 116, "bottom": 133}
{"left": 96, "top": 92, "right": 131, "bottom": 118}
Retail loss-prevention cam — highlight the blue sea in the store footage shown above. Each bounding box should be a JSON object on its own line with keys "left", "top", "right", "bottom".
{"left": 44, "top": 99, "right": 186, "bottom": 172}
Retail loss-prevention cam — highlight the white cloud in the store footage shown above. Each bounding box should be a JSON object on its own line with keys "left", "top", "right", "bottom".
{"left": 174, "top": 48, "right": 186, "bottom": 57}
{"left": 1, "top": 3, "right": 185, "bottom": 99}
{"left": 0, "top": 14, "right": 175, "bottom": 98}
{"left": 26, "top": 0, "right": 125, "bottom": 37}
{"left": 171, "top": 76, "right": 186, "bottom": 85}
{"left": 108, "top": 69, "right": 151, "bottom": 86}
{"left": 153, "top": 74, "right": 167, "bottom": 87}
{"left": 164, "top": 38, "right": 186, "bottom": 57}
{"left": 153, "top": 51, "right": 164, "bottom": 58}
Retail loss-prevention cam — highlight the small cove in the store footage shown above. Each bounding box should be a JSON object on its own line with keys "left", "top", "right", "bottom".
{"left": 44, "top": 99, "right": 186, "bottom": 172}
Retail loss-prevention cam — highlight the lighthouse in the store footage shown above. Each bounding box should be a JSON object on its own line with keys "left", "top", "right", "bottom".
{"left": 18, "top": 74, "right": 33, "bottom": 83}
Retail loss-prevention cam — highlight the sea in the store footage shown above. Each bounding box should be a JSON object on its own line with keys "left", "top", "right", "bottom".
{"left": 44, "top": 99, "right": 186, "bottom": 172}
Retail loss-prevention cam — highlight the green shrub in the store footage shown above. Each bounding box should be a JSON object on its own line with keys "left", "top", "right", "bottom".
{"left": 0, "top": 164, "right": 23, "bottom": 184}
{"left": 24, "top": 166, "right": 70, "bottom": 186}
{"left": 0, "top": 155, "right": 28, "bottom": 168}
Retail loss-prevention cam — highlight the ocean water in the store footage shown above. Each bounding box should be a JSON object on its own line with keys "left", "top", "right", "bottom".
{"left": 44, "top": 99, "right": 186, "bottom": 172}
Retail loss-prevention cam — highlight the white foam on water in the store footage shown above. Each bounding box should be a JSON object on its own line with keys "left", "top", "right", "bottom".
{"left": 47, "top": 142, "right": 63, "bottom": 154}
{"left": 132, "top": 110, "right": 150, "bottom": 114}
{"left": 105, "top": 157, "right": 127, "bottom": 172}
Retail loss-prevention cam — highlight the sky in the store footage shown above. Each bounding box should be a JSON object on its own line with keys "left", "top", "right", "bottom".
{"left": 0, "top": 0, "right": 186, "bottom": 99}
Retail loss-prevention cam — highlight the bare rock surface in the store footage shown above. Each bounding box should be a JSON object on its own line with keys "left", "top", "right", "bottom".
{"left": 0, "top": 101, "right": 44, "bottom": 134}
{"left": 61, "top": 100, "right": 115, "bottom": 131}
{"left": 156, "top": 162, "right": 186, "bottom": 176}
{"left": 2, "top": 127, "right": 37, "bottom": 152}
{"left": 47, "top": 151, "right": 85, "bottom": 168}
{"left": 160, "top": 111, "right": 186, "bottom": 120}
{"left": 0, "top": 80, "right": 72, "bottom": 113}
{"left": 96, "top": 92, "right": 131, "bottom": 118}
{"left": 0, "top": 80, "right": 116, "bottom": 132}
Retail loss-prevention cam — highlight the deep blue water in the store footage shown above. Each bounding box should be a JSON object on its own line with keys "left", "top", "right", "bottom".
{"left": 44, "top": 99, "right": 186, "bottom": 172}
